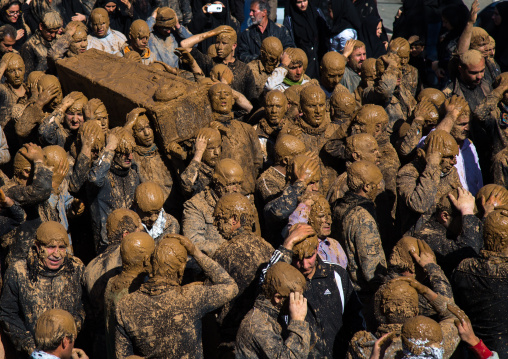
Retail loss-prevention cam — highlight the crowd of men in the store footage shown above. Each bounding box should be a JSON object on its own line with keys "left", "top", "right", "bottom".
{"left": 0, "top": 0, "right": 506, "bottom": 357}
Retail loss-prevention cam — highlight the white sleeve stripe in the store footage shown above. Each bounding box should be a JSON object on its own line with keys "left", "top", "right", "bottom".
{"left": 334, "top": 271, "right": 345, "bottom": 314}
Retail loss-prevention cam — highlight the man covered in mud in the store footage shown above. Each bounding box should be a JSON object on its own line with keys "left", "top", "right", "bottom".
{"left": 452, "top": 208, "right": 508, "bottom": 356}
{"left": 133, "top": 181, "right": 179, "bottom": 241}
{"left": 254, "top": 90, "right": 290, "bottom": 166}
{"left": 147, "top": 7, "right": 193, "bottom": 68}
{"left": 180, "top": 26, "right": 257, "bottom": 101}
{"left": 329, "top": 88, "right": 356, "bottom": 132}
{"left": 48, "top": 21, "right": 88, "bottom": 63}
{"left": 388, "top": 37, "right": 420, "bottom": 97}
{"left": 261, "top": 224, "right": 365, "bottom": 358}
{"left": 0, "top": 53, "right": 29, "bottom": 135}
{"left": 265, "top": 47, "right": 310, "bottom": 92}
{"left": 104, "top": 232, "right": 155, "bottom": 359}
{"left": 236, "top": 262, "right": 310, "bottom": 358}
{"left": 32, "top": 309, "right": 89, "bottom": 359}
{"left": 38, "top": 91, "right": 88, "bottom": 150}
{"left": 247, "top": 37, "right": 283, "bottom": 98}
{"left": 16, "top": 74, "right": 63, "bottom": 143}
{"left": 319, "top": 51, "right": 346, "bottom": 98}
{"left": 207, "top": 83, "right": 262, "bottom": 194}
{"left": 121, "top": 20, "right": 156, "bottom": 65}
{"left": 397, "top": 129, "right": 461, "bottom": 236}
{"left": 125, "top": 108, "right": 172, "bottom": 201}
{"left": 182, "top": 158, "right": 244, "bottom": 256}
{"left": 20, "top": 11, "right": 63, "bottom": 77}
{"left": 87, "top": 8, "right": 127, "bottom": 55}
{"left": 115, "top": 234, "right": 239, "bottom": 358}
{"left": 180, "top": 127, "right": 221, "bottom": 197}
{"left": 347, "top": 277, "right": 461, "bottom": 359}
{"left": 84, "top": 208, "right": 143, "bottom": 359}
{"left": 264, "top": 154, "right": 320, "bottom": 246}
{"left": 212, "top": 193, "right": 274, "bottom": 355}
{"left": 256, "top": 134, "right": 306, "bottom": 205}
{"left": 331, "top": 160, "right": 387, "bottom": 304}
{"left": 414, "top": 188, "right": 483, "bottom": 276}
{"left": 0, "top": 221, "right": 86, "bottom": 358}
{"left": 87, "top": 127, "right": 140, "bottom": 253}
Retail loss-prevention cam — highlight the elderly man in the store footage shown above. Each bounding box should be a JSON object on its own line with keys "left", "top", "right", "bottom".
{"left": 87, "top": 8, "right": 127, "bottom": 55}
{"left": 237, "top": 0, "right": 294, "bottom": 63}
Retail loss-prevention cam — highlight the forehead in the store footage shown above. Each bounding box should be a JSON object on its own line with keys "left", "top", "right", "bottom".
{"left": 217, "top": 35, "right": 234, "bottom": 44}
{"left": 7, "top": 59, "right": 24, "bottom": 69}
{"left": 267, "top": 94, "right": 285, "bottom": 104}
{"left": 212, "top": 87, "right": 232, "bottom": 96}
{"left": 352, "top": 46, "right": 366, "bottom": 55}
{"left": 41, "top": 239, "right": 67, "bottom": 247}
{"left": 302, "top": 91, "right": 325, "bottom": 104}
{"left": 134, "top": 116, "right": 150, "bottom": 127}
{"left": 92, "top": 13, "right": 108, "bottom": 23}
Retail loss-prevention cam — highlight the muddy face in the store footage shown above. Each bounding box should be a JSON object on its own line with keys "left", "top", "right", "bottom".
{"left": 215, "top": 34, "right": 235, "bottom": 59}
{"left": 300, "top": 86, "right": 326, "bottom": 127}
{"left": 36, "top": 221, "right": 69, "bottom": 270}
{"left": 265, "top": 91, "right": 288, "bottom": 126}
{"left": 213, "top": 192, "right": 254, "bottom": 238}
{"left": 213, "top": 158, "right": 244, "bottom": 196}
{"left": 95, "top": 105, "right": 109, "bottom": 131}
{"left": 348, "top": 133, "right": 381, "bottom": 165}
{"left": 450, "top": 114, "right": 470, "bottom": 142}
{"left": 388, "top": 38, "right": 410, "bottom": 65}
{"left": 202, "top": 135, "right": 222, "bottom": 167}
{"left": 129, "top": 20, "right": 150, "bottom": 52}
{"left": 133, "top": 115, "right": 154, "bottom": 147}
{"left": 65, "top": 93, "right": 87, "bottom": 131}
{"left": 351, "top": 105, "right": 388, "bottom": 140}
{"left": 4, "top": 56, "right": 25, "bottom": 87}
{"left": 209, "top": 83, "right": 234, "bottom": 114}
{"left": 424, "top": 129, "right": 459, "bottom": 174}
{"left": 292, "top": 235, "right": 318, "bottom": 277}
{"left": 320, "top": 52, "right": 346, "bottom": 91}
{"left": 70, "top": 27, "right": 88, "bottom": 55}
{"left": 114, "top": 152, "right": 133, "bottom": 169}
{"left": 91, "top": 9, "right": 110, "bottom": 38}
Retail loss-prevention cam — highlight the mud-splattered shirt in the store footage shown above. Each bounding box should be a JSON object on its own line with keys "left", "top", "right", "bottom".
{"left": 182, "top": 186, "right": 225, "bottom": 257}
{"left": 87, "top": 29, "right": 127, "bottom": 55}
{"left": 0, "top": 252, "right": 85, "bottom": 356}
{"left": 235, "top": 296, "right": 311, "bottom": 359}
{"left": 248, "top": 59, "right": 271, "bottom": 99}
{"left": 256, "top": 165, "right": 287, "bottom": 205}
{"left": 115, "top": 252, "right": 239, "bottom": 359}
{"left": 0, "top": 82, "right": 29, "bottom": 129}
{"left": 133, "top": 145, "right": 173, "bottom": 201}
{"left": 179, "top": 159, "right": 213, "bottom": 198}
{"left": 339, "top": 66, "right": 361, "bottom": 94}
{"left": 38, "top": 108, "right": 76, "bottom": 149}
{"left": 20, "top": 31, "right": 54, "bottom": 77}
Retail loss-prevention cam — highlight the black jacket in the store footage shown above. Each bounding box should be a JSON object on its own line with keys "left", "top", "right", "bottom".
{"left": 237, "top": 20, "right": 295, "bottom": 63}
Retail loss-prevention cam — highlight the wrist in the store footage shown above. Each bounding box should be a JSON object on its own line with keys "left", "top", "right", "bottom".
{"left": 470, "top": 339, "right": 492, "bottom": 359}
{"left": 461, "top": 208, "right": 475, "bottom": 216}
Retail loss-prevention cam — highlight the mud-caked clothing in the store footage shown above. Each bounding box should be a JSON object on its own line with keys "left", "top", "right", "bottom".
{"left": 261, "top": 247, "right": 365, "bottom": 359}
{"left": 396, "top": 159, "right": 461, "bottom": 237}
{"left": 133, "top": 144, "right": 172, "bottom": 201}
{"left": 264, "top": 66, "right": 311, "bottom": 92}
{"left": 400, "top": 63, "right": 419, "bottom": 97}
{"left": 235, "top": 296, "right": 311, "bottom": 359}
{"left": 331, "top": 191, "right": 387, "bottom": 297}
{"left": 0, "top": 251, "right": 85, "bottom": 357}
{"left": 212, "top": 230, "right": 274, "bottom": 344}
{"left": 20, "top": 31, "right": 56, "bottom": 78}
{"left": 87, "top": 149, "right": 140, "bottom": 251}
{"left": 179, "top": 159, "right": 213, "bottom": 198}
{"left": 0, "top": 82, "right": 29, "bottom": 131}
{"left": 115, "top": 252, "right": 239, "bottom": 359}
{"left": 182, "top": 187, "right": 225, "bottom": 257}
{"left": 256, "top": 166, "right": 286, "bottom": 205}
{"left": 38, "top": 107, "right": 76, "bottom": 150}
{"left": 452, "top": 251, "right": 508, "bottom": 358}
{"left": 339, "top": 66, "right": 361, "bottom": 94}
{"left": 142, "top": 209, "right": 179, "bottom": 242}
{"left": 248, "top": 60, "right": 273, "bottom": 99}
{"left": 87, "top": 29, "right": 127, "bottom": 55}
{"left": 415, "top": 215, "right": 483, "bottom": 276}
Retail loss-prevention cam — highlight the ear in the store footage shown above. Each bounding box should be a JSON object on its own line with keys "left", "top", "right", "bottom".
{"left": 273, "top": 293, "right": 283, "bottom": 305}
{"left": 437, "top": 211, "right": 449, "bottom": 224}
{"left": 352, "top": 151, "right": 360, "bottom": 161}
{"left": 122, "top": 230, "right": 130, "bottom": 239}
{"left": 61, "top": 336, "right": 71, "bottom": 350}
{"left": 282, "top": 156, "right": 290, "bottom": 166}
{"left": 231, "top": 214, "right": 240, "bottom": 226}
{"left": 39, "top": 23, "right": 44, "bottom": 32}
{"left": 232, "top": 43, "right": 237, "bottom": 51}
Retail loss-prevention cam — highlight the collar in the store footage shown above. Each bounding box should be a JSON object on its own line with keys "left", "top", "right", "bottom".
{"left": 295, "top": 115, "right": 330, "bottom": 135}
{"left": 212, "top": 112, "right": 234, "bottom": 123}
{"left": 31, "top": 351, "right": 60, "bottom": 359}
{"left": 124, "top": 45, "right": 152, "bottom": 59}
{"left": 259, "top": 117, "right": 286, "bottom": 136}
{"left": 253, "top": 295, "right": 279, "bottom": 319}
{"left": 283, "top": 76, "right": 304, "bottom": 86}
{"left": 204, "top": 186, "right": 219, "bottom": 207}
{"left": 134, "top": 143, "right": 158, "bottom": 156}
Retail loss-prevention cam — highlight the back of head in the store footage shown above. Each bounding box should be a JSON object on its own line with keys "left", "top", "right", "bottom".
{"left": 213, "top": 192, "right": 255, "bottom": 228}
{"left": 361, "top": 58, "right": 377, "bottom": 82}
{"left": 470, "top": 27, "right": 490, "bottom": 51}
{"left": 106, "top": 209, "right": 142, "bottom": 243}
{"left": 330, "top": 90, "right": 356, "bottom": 117}
{"left": 374, "top": 278, "right": 419, "bottom": 324}
{"left": 156, "top": 7, "right": 177, "bottom": 28}
{"left": 27, "top": 70, "right": 45, "bottom": 90}
{"left": 83, "top": 98, "right": 107, "bottom": 121}
{"left": 345, "top": 133, "right": 377, "bottom": 161}
{"left": 476, "top": 184, "right": 508, "bottom": 211}
{"left": 401, "top": 316, "right": 444, "bottom": 358}
{"left": 78, "top": 120, "right": 105, "bottom": 151}
{"left": 320, "top": 51, "right": 346, "bottom": 72}
{"left": 121, "top": 232, "right": 155, "bottom": 270}
{"left": 0, "top": 24, "right": 16, "bottom": 42}
{"left": 43, "top": 145, "right": 68, "bottom": 170}
{"left": 484, "top": 209, "right": 508, "bottom": 253}
{"left": 35, "top": 309, "right": 77, "bottom": 352}
{"left": 417, "top": 88, "right": 446, "bottom": 109}
{"left": 274, "top": 134, "right": 306, "bottom": 164}
{"left": 292, "top": 232, "right": 318, "bottom": 260}
{"left": 291, "top": 154, "right": 320, "bottom": 183}
{"left": 494, "top": 73, "right": 508, "bottom": 90}
{"left": 210, "top": 64, "right": 234, "bottom": 84}
{"left": 151, "top": 234, "right": 188, "bottom": 282}
{"left": 423, "top": 129, "right": 459, "bottom": 157}
{"left": 354, "top": 104, "right": 388, "bottom": 127}
{"left": 263, "top": 261, "right": 307, "bottom": 298}
{"left": 261, "top": 36, "right": 283, "bottom": 58}
{"left": 213, "top": 158, "right": 244, "bottom": 186}
{"left": 388, "top": 37, "right": 410, "bottom": 60}
{"left": 37, "top": 74, "right": 61, "bottom": 93}
{"left": 135, "top": 182, "right": 165, "bottom": 213}
{"left": 41, "top": 10, "right": 63, "bottom": 30}
{"left": 110, "top": 127, "right": 136, "bottom": 154}
{"left": 347, "top": 160, "right": 382, "bottom": 192}
{"left": 389, "top": 236, "right": 420, "bottom": 274}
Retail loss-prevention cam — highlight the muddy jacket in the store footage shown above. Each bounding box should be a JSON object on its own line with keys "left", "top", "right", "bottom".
{"left": 256, "top": 165, "right": 286, "bottom": 205}
{"left": 248, "top": 60, "right": 272, "bottom": 99}
{"left": 133, "top": 145, "right": 172, "bottom": 201}
{"left": 214, "top": 116, "right": 263, "bottom": 194}
{"left": 264, "top": 180, "right": 306, "bottom": 246}
{"left": 0, "top": 202, "right": 25, "bottom": 237}
{"left": 396, "top": 159, "right": 460, "bottom": 237}
{"left": 38, "top": 107, "right": 76, "bottom": 149}
{"left": 213, "top": 230, "right": 274, "bottom": 344}
{"left": 237, "top": 20, "right": 294, "bottom": 63}
{"left": 0, "top": 250, "right": 85, "bottom": 357}
{"left": 192, "top": 49, "right": 257, "bottom": 101}
{"left": 0, "top": 82, "right": 29, "bottom": 129}
{"left": 415, "top": 215, "right": 483, "bottom": 276}
{"left": 254, "top": 117, "right": 291, "bottom": 167}
{"left": 331, "top": 191, "right": 387, "bottom": 297}
{"left": 492, "top": 147, "right": 508, "bottom": 187}
{"left": 400, "top": 63, "right": 419, "bottom": 97}
{"left": 261, "top": 247, "right": 365, "bottom": 359}
{"left": 180, "top": 159, "right": 213, "bottom": 198}
{"left": 87, "top": 149, "right": 140, "bottom": 251}
{"left": 20, "top": 31, "right": 55, "bottom": 77}
{"left": 182, "top": 186, "right": 225, "bottom": 256}
{"left": 452, "top": 251, "right": 508, "bottom": 358}
{"left": 340, "top": 66, "right": 361, "bottom": 93}
{"left": 347, "top": 294, "right": 460, "bottom": 359}
{"left": 115, "top": 253, "right": 239, "bottom": 359}
{"left": 235, "top": 296, "right": 310, "bottom": 359}
{"left": 363, "top": 70, "right": 416, "bottom": 137}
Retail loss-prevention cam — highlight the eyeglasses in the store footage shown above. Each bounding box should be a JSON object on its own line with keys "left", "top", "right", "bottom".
{"left": 6, "top": 10, "right": 21, "bottom": 15}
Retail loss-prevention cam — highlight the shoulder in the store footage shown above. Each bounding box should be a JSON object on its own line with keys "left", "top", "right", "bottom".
{"left": 184, "top": 191, "right": 207, "bottom": 208}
